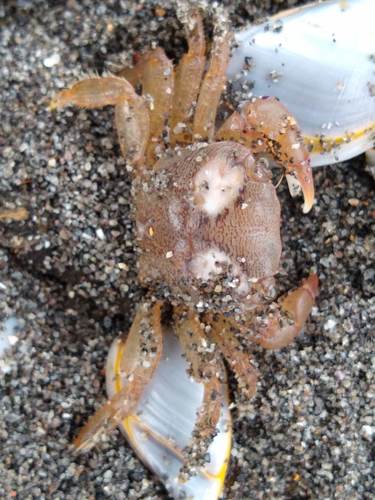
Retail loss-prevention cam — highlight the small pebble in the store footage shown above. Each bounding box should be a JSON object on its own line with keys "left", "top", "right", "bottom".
{"left": 43, "top": 53, "right": 61, "bottom": 67}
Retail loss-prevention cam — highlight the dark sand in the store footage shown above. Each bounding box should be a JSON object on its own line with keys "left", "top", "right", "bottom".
{"left": 0, "top": 1, "right": 373, "bottom": 498}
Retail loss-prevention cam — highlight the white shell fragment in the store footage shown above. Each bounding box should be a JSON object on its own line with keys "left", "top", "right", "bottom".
{"left": 43, "top": 52, "right": 61, "bottom": 68}
{"left": 228, "top": 0, "right": 375, "bottom": 166}
{"left": 106, "top": 326, "right": 232, "bottom": 499}
{"left": 0, "top": 317, "right": 21, "bottom": 374}
{"left": 193, "top": 159, "right": 245, "bottom": 216}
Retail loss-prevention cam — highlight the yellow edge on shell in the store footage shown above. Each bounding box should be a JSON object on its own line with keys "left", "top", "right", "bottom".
{"left": 113, "top": 336, "right": 232, "bottom": 498}
{"left": 304, "top": 122, "right": 375, "bottom": 154}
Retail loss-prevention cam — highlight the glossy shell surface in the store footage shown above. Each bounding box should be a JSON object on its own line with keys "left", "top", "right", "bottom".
{"left": 227, "top": 0, "right": 375, "bottom": 166}
{"left": 106, "top": 326, "right": 232, "bottom": 500}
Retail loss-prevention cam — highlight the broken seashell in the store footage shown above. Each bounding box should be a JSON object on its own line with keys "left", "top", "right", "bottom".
{"left": 106, "top": 324, "right": 232, "bottom": 499}
{"left": 228, "top": 0, "right": 375, "bottom": 166}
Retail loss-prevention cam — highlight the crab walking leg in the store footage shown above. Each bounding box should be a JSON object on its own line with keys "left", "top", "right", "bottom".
{"left": 174, "top": 308, "right": 224, "bottom": 448}
{"left": 192, "top": 28, "right": 232, "bottom": 141}
{"left": 206, "top": 315, "right": 258, "bottom": 401}
{"left": 257, "top": 273, "right": 319, "bottom": 350}
{"left": 49, "top": 76, "right": 149, "bottom": 168}
{"left": 0, "top": 207, "right": 29, "bottom": 221}
{"left": 73, "top": 302, "right": 163, "bottom": 453}
{"left": 216, "top": 97, "right": 315, "bottom": 213}
{"left": 169, "top": 10, "right": 206, "bottom": 145}
{"left": 115, "top": 97, "right": 150, "bottom": 165}
{"left": 119, "top": 48, "right": 174, "bottom": 163}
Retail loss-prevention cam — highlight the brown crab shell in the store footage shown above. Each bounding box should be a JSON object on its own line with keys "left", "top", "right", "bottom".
{"left": 135, "top": 141, "right": 281, "bottom": 309}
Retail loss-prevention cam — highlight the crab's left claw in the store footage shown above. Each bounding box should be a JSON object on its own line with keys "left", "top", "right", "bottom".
{"left": 256, "top": 273, "right": 319, "bottom": 350}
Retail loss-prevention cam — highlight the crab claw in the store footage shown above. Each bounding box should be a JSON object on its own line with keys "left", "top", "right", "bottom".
{"left": 257, "top": 273, "right": 319, "bottom": 350}
{"left": 285, "top": 156, "right": 315, "bottom": 213}
{"left": 216, "top": 97, "right": 315, "bottom": 213}
{"left": 267, "top": 102, "right": 315, "bottom": 213}
{"left": 272, "top": 110, "right": 315, "bottom": 213}
{"left": 295, "top": 161, "right": 314, "bottom": 214}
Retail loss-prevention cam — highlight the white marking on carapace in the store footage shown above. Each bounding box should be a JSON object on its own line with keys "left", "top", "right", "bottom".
{"left": 190, "top": 248, "right": 250, "bottom": 295}
{"left": 168, "top": 199, "right": 182, "bottom": 230}
{"left": 193, "top": 159, "right": 244, "bottom": 217}
{"left": 190, "top": 249, "right": 231, "bottom": 281}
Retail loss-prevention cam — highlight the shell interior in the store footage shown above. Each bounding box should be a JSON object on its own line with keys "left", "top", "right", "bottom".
{"left": 106, "top": 326, "right": 232, "bottom": 500}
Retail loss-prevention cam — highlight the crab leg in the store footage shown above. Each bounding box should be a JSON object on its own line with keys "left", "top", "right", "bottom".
{"left": 174, "top": 307, "right": 224, "bottom": 463}
{"left": 169, "top": 10, "right": 206, "bottom": 145}
{"left": 205, "top": 314, "right": 258, "bottom": 401}
{"left": 49, "top": 76, "right": 149, "bottom": 168}
{"left": 216, "top": 97, "right": 315, "bottom": 212}
{"left": 256, "top": 273, "right": 319, "bottom": 350}
{"left": 119, "top": 48, "right": 174, "bottom": 163}
{"left": 193, "top": 27, "right": 232, "bottom": 141}
{"left": 73, "top": 301, "right": 163, "bottom": 453}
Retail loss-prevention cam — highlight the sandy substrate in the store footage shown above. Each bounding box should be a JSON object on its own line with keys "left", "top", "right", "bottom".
{"left": 0, "top": 1, "right": 374, "bottom": 498}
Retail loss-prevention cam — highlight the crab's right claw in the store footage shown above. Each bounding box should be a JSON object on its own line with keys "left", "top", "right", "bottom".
{"left": 286, "top": 156, "right": 315, "bottom": 213}
{"left": 254, "top": 97, "right": 315, "bottom": 213}
{"left": 73, "top": 302, "right": 164, "bottom": 453}
{"left": 216, "top": 97, "right": 315, "bottom": 212}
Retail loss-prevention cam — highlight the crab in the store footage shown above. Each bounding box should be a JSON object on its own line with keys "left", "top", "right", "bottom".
{"left": 50, "top": 5, "right": 318, "bottom": 483}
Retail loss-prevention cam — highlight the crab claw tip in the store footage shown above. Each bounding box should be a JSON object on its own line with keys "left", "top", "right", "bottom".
{"left": 301, "top": 178, "right": 315, "bottom": 213}
{"left": 303, "top": 272, "right": 319, "bottom": 299}
{"left": 290, "top": 159, "right": 315, "bottom": 213}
